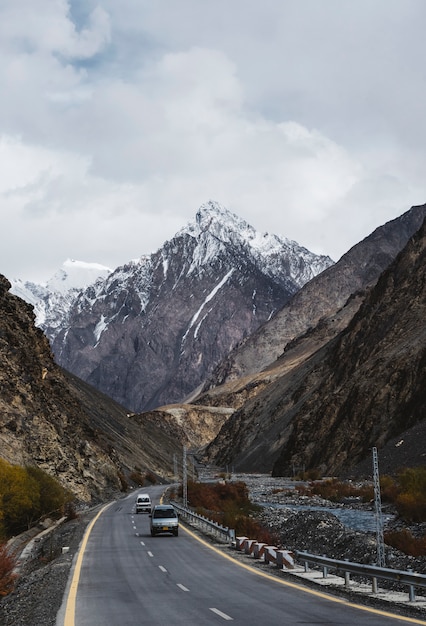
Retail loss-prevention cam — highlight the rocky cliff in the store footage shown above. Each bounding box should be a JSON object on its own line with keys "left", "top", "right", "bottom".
{"left": 204, "top": 204, "right": 426, "bottom": 388}
{"left": 204, "top": 214, "right": 426, "bottom": 476}
{"left": 0, "top": 276, "right": 183, "bottom": 502}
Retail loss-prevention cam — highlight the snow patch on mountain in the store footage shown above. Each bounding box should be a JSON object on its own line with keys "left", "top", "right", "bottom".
{"left": 179, "top": 201, "right": 333, "bottom": 286}
{"left": 47, "top": 259, "right": 112, "bottom": 293}
{"left": 10, "top": 259, "right": 112, "bottom": 335}
{"left": 94, "top": 315, "right": 108, "bottom": 345}
{"left": 181, "top": 268, "right": 235, "bottom": 348}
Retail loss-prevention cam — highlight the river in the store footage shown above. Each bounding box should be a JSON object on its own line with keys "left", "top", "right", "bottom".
{"left": 259, "top": 502, "right": 394, "bottom": 532}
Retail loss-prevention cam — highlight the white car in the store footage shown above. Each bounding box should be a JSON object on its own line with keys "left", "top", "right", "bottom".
{"left": 135, "top": 493, "right": 151, "bottom": 514}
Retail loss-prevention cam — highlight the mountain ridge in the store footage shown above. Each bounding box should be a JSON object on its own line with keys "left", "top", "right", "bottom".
{"left": 202, "top": 203, "right": 426, "bottom": 388}
{"left": 203, "top": 208, "right": 426, "bottom": 476}
{"left": 35, "top": 201, "right": 332, "bottom": 412}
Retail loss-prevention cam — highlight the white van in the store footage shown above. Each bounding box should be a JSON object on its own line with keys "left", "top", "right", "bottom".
{"left": 135, "top": 493, "right": 151, "bottom": 514}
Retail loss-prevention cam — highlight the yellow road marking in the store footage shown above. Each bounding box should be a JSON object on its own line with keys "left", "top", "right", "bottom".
{"left": 180, "top": 523, "right": 426, "bottom": 625}
{"left": 63, "top": 503, "right": 112, "bottom": 626}
{"left": 61, "top": 499, "right": 426, "bottom": 626}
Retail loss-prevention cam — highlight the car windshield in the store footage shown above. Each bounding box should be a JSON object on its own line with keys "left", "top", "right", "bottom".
{"left": 154, "top": 509, "right": 176, "bottom": 519}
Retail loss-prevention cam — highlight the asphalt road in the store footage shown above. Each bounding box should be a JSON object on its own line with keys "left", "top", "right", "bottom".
{"left": 58, "top": 486, "right": 422, "bottom": 626}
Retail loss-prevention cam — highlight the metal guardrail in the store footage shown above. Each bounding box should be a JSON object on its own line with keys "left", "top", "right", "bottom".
{"left": 296, "top": 551, "right": 426, "bottom": 602}
{"left": 172, "top": 502, "right": 235, "bottom": 544}
{"left": 171, "top": 501, "right": 426, "bottom": 603}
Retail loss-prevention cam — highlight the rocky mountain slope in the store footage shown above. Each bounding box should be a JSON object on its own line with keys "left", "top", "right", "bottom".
{"left": 0, "top": 275, "right": 184, "bottom": 502}
{"left": 204, "top": 213, "right": 426, "bottom": 476}
{"left": 204, "top": 204, "right": 426, "bottom": 388}
{"left": 48, "top": 201, "right": 332, "bottom": 412}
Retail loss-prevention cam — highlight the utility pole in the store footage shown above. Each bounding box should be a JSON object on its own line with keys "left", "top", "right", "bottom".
{"left": 182, "top": 446, "right": 188, "bottom": 508}
{"left": 372, "top": 447, "right": 385, "bottom": 567}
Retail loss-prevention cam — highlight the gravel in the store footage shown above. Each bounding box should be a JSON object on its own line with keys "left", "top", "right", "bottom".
{"left": 0, "top": 509, "right": 98, "bottom": 626}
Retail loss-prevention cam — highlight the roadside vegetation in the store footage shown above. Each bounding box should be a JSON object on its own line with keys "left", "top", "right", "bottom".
{"left": 0, "top": 458, "right": 73, "bottom": 539}
{"left": 0, "top": 543, "right": 17, "bottom": 597}
{"left": 0, "top": 458, "right": 75, "bottom": 597}
{"left": 177, "top": 480, "right": 279, "bottom": 544}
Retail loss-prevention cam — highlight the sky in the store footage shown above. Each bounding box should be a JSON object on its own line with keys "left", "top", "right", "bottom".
{"left": 1, "top": 0, "right": 426, "bottom": 283}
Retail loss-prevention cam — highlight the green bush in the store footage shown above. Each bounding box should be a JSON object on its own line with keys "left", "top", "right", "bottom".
{"left": 0, "top": 458, "right": 74, "bottom": 537}
{"left": 26, "top": 465, "right": 73, "bottom": 518}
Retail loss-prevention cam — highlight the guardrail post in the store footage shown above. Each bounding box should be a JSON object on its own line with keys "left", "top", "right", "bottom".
{"left": 372, "top": 577, "right": 378, "bottom": 594}
{"left": 407, "top": 569, "right": 416, "bottom": 602}
{"left": 236, "top": 537, "right": 248, "bottom": 551}
{"left": 245, "top": 539, "right": 256, "bottom": 555}
{"left": 304, "top": 560, "right": 309, "bottom": 573}
{"left": 253, "top": 542, "right": 267, "bottom": 559}
{"left": 344, "top": 559, "right": 350, "bottom": 588}
{"left": 264, "top": 547, "right": 277, "bottom": 565}
{"left": 322, "top": 555, "right": 328, "bottom": 578}
{"left": 276, "top": 550, "right": 295, "bottom": 569}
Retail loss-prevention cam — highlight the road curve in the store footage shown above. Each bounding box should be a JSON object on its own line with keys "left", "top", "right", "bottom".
{"left": 57, "top": 487, "right": 426, "bottom": 626}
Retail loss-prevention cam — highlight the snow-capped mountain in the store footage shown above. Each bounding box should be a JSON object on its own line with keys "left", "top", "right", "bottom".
{"left": 177, "top": 202, "right": 328, "bottom": 287}
{"left": 10, "top": 259, "right": 112, "bottom": 337}
{"left": 15, "top": 202, "right": 334, "bottom": 412}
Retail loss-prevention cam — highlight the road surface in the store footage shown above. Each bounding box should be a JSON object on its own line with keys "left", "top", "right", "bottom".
{"left": 58, "top": 486, "right": 425, "bottom": 625}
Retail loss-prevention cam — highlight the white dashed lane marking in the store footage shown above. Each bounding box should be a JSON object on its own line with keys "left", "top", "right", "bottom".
{"left": 210, "top": 608, "right": 233, "bottom": 621}
{"left": 159, "top": 566, "right": 167, "bottom": 573}
{"left": 177, "top": 584, "right": 189, "bottom": 592}
{"left": 147, "top": 551, "right": 154, "bottom": 557}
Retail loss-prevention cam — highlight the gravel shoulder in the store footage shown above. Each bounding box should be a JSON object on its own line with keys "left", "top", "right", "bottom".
{"left": 0, "top": 508, "right": 100, "bottom": 626}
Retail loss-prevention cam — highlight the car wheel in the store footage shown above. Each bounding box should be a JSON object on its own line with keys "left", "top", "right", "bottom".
{"left": 174, "top": 529, "right": 178, "bottom": 536}
{"left": 151, "top": 529, "right": 155, "bottom": 536}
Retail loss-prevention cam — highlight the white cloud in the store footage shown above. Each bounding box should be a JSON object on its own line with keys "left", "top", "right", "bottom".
{"left": 1, "top": 0, "right": 426, "bottom": 282}
{"left": 0, "top": 1, "right": 110, "bottom": 59}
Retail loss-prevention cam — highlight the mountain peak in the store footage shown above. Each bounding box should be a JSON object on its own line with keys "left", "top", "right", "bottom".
{"left": 180, "top": 200, "right": 252, "bottom": 243}
{"left": 46, "top": 259, "right": 112, "bottom": 294}
{"left": 176, "top": 201, "right": 333, "bottom": 285}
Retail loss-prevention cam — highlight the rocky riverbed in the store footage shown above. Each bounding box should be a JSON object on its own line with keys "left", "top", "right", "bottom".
{"left": 238, "top": 473, "right": 426, "bottom": 576}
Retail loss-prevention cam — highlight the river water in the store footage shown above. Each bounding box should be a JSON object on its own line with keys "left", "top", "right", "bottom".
{"left": 259, "top": 502, "right": 394, "bottom": 532}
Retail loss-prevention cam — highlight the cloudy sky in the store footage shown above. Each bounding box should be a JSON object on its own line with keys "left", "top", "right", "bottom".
{"left": 2, "top": 0, "right": 426, "bottom": 282}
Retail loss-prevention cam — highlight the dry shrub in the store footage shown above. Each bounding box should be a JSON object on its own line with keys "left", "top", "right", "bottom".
{"left": 395, "top": 492, "right": 426, "bottom": 523}
{"left": 395, "top": 467, "right": 426, "bottom": 522}
{"left": 64, "top": 501, "right": 78, "bottom": 521}
{"left": 302, "top": 479, "right": 373, "bottom": 503}
{"left": 184, "top": 480, "right": 276, "bottom": 539}
{"left": 129, "top": 470, "right": 145, "bottom": 486}
{"left": 0, "top": 543, "right": 17, "bottom": 597}
{"left": 145, "top": 471, "right": 157, "bottom": 485}
{"left": 384, "top": 529, "right": 426, "bottom": 557}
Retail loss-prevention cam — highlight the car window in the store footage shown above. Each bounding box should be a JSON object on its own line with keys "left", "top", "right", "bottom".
{"left": 154, "top": 509, "right": 176, "bottom": 518}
